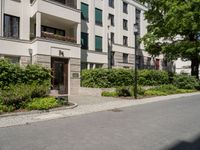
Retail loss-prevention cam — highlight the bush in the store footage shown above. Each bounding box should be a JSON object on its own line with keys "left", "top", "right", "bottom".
{"left": 173, "top": 74, "right": 199, "bottom": 90}
{"left": 81, "top": 68, "right": 133, "bottom": 88}
{"left": 81, "top": 69, "right": 170, "bottom": 88}
{"left": 0, "top": 59, "right": 51, "bottom": 89}
{"left": 0, "top": 82, "right": 50, "bottom": 109}
{"left": 144, "top": 84, "right": 196, "bottom": 96}
{"left": 0, "top": 84, "right": 33, "bottom": 108}
{"left": 101, "top": 91, "right": 118, "bottom": 97}
{"left": 116, "top": 86, "right": 145, "bottom": 97}
{"left": 138, "top": 69, "right": 169, "bottom": 86}
{"left": 25, "top": 97, "right": 59, "bottom": 110}
{"left": 0, "top": 104, "right": 15, "bottom": 113}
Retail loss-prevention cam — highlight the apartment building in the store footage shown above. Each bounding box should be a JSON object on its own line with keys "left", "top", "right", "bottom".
{"left": 0, "top": 0, "right": 81, "bottom": 95}
{"left": 80, "top": 0, "right": 163, "bottom": 70}
{"left": 0, "top": 0, "right": 165, "bottom": 95}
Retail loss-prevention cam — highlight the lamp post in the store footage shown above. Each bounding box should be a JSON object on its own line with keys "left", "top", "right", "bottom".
{"left": 28, "top": 48, "right": 33, "bottom": 65}
{"left": 134, "top": 23, "right": 139, "bottom": 99}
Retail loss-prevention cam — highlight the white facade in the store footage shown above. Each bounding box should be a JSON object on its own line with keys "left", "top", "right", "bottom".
{"left": 0, "top": 0, "right": 166, "bottom": 95}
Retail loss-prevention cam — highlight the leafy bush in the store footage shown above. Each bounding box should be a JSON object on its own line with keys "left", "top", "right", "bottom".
{"left": 0, "top": 104, "right": 15, "bottom": 113}
{"left": 116, "top": 86, "right": 145, "bottom": 97}
{"left": 101, "top": 91, "right": 118, "bottom": 97}
{"left": 173, "top": 74, "right": 199, "bottom": 90}
{"left": 81, "top": 69, "right": 170, "bottom": 88}
{"left": 144, "top": 84, "right": 196, "bottom": 96}
{"left": 0, "top": 84, "right": 33, "bottom": 108}
{"left": 0, "top": 82, "right": 50, "bottom": 109}
{"left": 81, "top": 68, "right": 133, "bottom": 88}
{"left": 25, "top": 97, "right": 59, "bottom": 110}
{"left": 0, "top": 59, "right": 51, "bottom": 89}
{"left": 138, "top": 69, "right": 169, "bottom": 86}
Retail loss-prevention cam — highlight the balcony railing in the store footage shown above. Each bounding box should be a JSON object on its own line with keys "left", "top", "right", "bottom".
{"left": 30, "top": 0, "right": 77, "bottom": 9}
{"left": 41, "top": 31, "right": 76, "bottom": 43}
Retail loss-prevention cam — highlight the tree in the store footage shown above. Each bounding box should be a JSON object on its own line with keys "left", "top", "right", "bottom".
{"left": 138, "top": 0, "right": 200, "bottom": 79}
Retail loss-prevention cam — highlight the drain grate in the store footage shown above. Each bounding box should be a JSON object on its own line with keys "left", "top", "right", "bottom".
{"left": 108, "top": 108, "right": 123, "bottom": 112}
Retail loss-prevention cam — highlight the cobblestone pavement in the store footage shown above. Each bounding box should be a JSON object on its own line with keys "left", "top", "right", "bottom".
{"left": 0, "top": 92, "right": 200, "bottom": 128}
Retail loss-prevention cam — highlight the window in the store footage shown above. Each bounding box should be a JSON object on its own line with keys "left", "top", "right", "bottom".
{"left": 108, "top": 14, "right": 114, "bottom": 26}
{"left": 81, "top": 3, "right": 89, "bottom": 21}
{"left": 123, "top": 2, "right": 128, "bottom": 14}
{"left": 123, "top": 19, "right": 128, "bottom": 30}
{"left": 123, "top": 36, "right": 128, "bottom": 46}
{"left": 41, "top": 26, "right": 65, "bottom": 36}
{"left": 109, "top": 0, "right": 114, "bottom": 8}
{"left": 96, "top": 64, "right": 103, "bottom": 68}
{"left": 123, "top": 53, "right": 128, "bottom": 63}
{"left": 155, "top": 59, "right": 160, "bottom": 70}
{"left": 95, "top": 8, "right": 103, "bottom": 26}
{"left": 4, "top": 56, "right": 20, "bottom": 64}
{"left": 95, "top": 36, "right": 103, "bottom": 52}
{"left": 111, "top": 32, "right": 114, "bottom": 43}
{"left": 4, "top": 14, "right": 20, "bottom": 38}
{"left": 81, "top": 32, "right": 88, "bottom": 49}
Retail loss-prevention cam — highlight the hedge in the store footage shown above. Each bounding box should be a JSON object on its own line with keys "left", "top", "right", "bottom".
{"left": 0, "top": 59, "right": 51, "bottom": 89}
{"left": 81, "top": 69, "right": 169, "bottom": 88}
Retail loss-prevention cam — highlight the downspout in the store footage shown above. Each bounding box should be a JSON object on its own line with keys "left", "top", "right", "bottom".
{"left": 1, "top": 0, "right": 4, "bottom": 36}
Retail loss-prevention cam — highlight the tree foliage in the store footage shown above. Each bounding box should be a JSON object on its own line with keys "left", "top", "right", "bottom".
{"left": 139, "top": 0, "right": 200, "bottom": 78}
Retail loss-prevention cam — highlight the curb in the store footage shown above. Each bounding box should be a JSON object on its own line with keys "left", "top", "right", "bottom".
{"left": 0, "top": 102, "right": 78, "bottom": 118}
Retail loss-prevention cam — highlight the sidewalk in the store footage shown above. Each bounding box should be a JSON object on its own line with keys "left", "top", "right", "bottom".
{"left": 0, "top": 92, "right": 200, "bottom": 128}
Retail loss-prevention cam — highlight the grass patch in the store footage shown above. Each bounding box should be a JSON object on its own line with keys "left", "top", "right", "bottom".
{"left": 101, "top": 91, "right": 118, "bottom": 97}
{"left": 25, "top": 97, "right": 59, "bottom": 110}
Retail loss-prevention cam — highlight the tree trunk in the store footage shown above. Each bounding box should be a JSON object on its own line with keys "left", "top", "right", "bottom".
{"left": 191, "top": 57, "right": 199, "bottom": 79}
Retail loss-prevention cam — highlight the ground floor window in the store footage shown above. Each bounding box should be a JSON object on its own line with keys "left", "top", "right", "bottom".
{"left": 4, "top": 56, "right": 20, "bottom": 64}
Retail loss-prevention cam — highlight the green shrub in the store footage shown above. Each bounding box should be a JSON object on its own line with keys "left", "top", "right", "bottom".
{"left": 173, "top": 74, "right": 199, "bottom": 89}
{"left": 0, "top": 104, "right": 15, "bottom": 113}
{"left": 144, "top": 90, "right": 167, "bottom": 96}
{"left": 25, "top": 97, "right": 59, "bottom": 110}
{"left": 116, "top": 86, "right": 131, "bottom": 97}
{"left": 101, "top": 91, "right": 118, "bottom": 97}
{"left": 81, "top": 69, "right": 170, "bottom": 88}
{"left": 0, "top": 82, "right": 50, "bottom": 109}
{"left": 0, "top": 59, "right": 51, "bottom": 89}
{"left": 0, "top": 84, "right": 32, "bottom": 108}
{"left": 81, "top": 68, "right": 133, "bottom": 88}
{"left": 138, "top": 69, "right": 169, "bottom": 86}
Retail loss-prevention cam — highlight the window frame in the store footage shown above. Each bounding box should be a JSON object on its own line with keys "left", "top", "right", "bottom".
{"left": 109, "top": 0, "right": 114, "bottom": 8}
{"left": 4, "top": 14, "right": 20, "bottom": 39}
{"left": 123, "top": 36, "right": 128, "bottom": 46}
{"left": 123, "top": 2, "right": 128, "bottom": 14}
{"left": 95, "top": 35, "right": 103, "bottom": 52}
{"left": 81, "top": 32, "right": 89, "bottom": 50}
{"left": 95, "top": 8, "right": 103, "bottom": 26}
{"left": 123, "top": 19, "right": 128, "bottom": 30}
{"left": 81, "top": 2, "right": 89, "bottom": 21}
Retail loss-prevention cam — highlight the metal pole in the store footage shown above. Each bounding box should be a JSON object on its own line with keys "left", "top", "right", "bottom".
{"left": 134, "top": 33, "right": 138, "bottom": 99}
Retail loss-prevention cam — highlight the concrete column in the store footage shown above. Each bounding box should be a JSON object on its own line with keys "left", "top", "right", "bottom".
{"left": 36, "top": 12, "right": 41, "bottom": 37}
{"left": 89, "top": 0, "right": 95, "bottom": 51}
{"left": 76, "top": 23, "right": 81, "bottom": 44}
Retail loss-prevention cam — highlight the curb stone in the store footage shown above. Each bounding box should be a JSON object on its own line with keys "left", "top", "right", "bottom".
{"left": 0, "top": 102, "right": 78, "bottom": 118}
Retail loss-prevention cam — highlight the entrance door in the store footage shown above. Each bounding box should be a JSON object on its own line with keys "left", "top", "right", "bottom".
{"left": 51, "top": 58, "right": 68, "bottom": 94}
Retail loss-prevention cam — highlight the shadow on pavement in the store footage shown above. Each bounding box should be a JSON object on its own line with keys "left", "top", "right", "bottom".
{"left": 163, "top": 135, "right": 200, "bottom": 150}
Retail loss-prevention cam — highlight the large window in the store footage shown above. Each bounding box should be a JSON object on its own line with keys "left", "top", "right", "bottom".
{"left": 95, "top": 36, "right": 103, "bottom": 52}
{"left": 123, "top": 53, "right": 128, "bottom": 63}
{"left": 4, "top": 14, "right": 20, "bottom": 38}
{"left": 109, "top": 0, "right": 114, "bottom": 8}
{"left": 81, "top": 3, "right": 89, "bottom": 21}
{"left": 81, "top": 32, "right": 88, "bottom": 49}
{"left": 95, "top": 8, "right": 103, "bottom": 26}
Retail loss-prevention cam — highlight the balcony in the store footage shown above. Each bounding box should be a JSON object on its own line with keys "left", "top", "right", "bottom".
{"left": 30, "top": 0, "right": 80, "bottom": 23}
{"left": 30, "top": 13, "right": 79, "bottom": 44}
{"left": 30, "top": 0, "right": 77, "bottom": 9}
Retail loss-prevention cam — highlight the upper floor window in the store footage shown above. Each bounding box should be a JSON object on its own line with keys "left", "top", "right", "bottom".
{"left": 123, "top": 2, "right": 128, "bottom": 14}
{"left": 95, "top": 8, "right": 103, "bottom": 26}
{"left": 4, "top": 14, "right": 20, "bottom": 39}
{"left": 95, "top": 36, "right": 103, "bottom": 52}
{"left": 109, "top": 0, "right": 114, "bottom": 8}
{"left": 123, "top": 36, "right": 128, "bottom": 46}
{"left": 81, "top": 32, "right": 88, "bottom": 49}
{"left": 123, "top": 19, "right": 128, "bottom": 30}
{"left": 81, "top": 3, "right": 89, "bottom": 21}
{"left": 108, "top": 14, "right": 115, "bottom": 26}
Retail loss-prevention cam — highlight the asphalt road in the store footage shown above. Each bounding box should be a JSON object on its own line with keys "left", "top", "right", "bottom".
{"left": 1, "top": 95, "right": 200, "bottom": 150}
